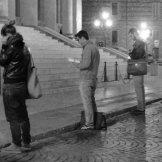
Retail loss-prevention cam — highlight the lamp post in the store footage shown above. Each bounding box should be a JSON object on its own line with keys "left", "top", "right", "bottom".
{"left": 94, "top": 11, "right": 113, "bottom": 47}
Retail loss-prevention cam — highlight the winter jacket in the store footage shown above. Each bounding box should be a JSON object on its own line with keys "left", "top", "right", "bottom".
{"left": 0, "top": 33, "right": 30, "bottom": 84}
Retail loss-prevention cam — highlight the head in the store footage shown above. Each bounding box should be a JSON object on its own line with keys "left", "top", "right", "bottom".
{"left": 128, "top": 28, "right": 139, "bottom": 41}
{"left": 1, "top": 20, "right": 16, "bottom": 37}
{"left": 75, "top": 30, "right": 89, "bottom": 47}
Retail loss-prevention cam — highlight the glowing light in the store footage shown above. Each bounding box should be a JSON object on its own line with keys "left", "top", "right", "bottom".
{"left": 141, "top": 22, "right": 147, "bottom": 29}
{"left": 138, "top": 29, "right": 151, "bottom": 41}
{"left": 105, "top": 19, "right": 113, "bottom": 27}
{"left": 101, "top": 11, "right": 109, "bottom": 19}
{"left": 94, "top": 19, "right": 101, "bottom": 27}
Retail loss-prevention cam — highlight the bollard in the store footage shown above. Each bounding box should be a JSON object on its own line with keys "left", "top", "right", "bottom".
{"left": 103, "top": 62, "right": 108, "bottom": 82}
{"left": 115, "top": 62, "right": 118, "bottom": 81}
{"left": 127, "top": 73, "right": 130, "bottom": 79}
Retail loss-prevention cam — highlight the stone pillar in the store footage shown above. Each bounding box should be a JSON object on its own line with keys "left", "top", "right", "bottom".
{"left": 44, "top": 0, "right": 57, "bottom": 30}
{"left": 20, "top": 0, "right": 38, "bottom": 26}
{"left": 0, "top": 0, "right": 8, "bottom": 19}
{"left": 8, "top": 0, "right": 16, "bottom": 21}
{"left": 73, "top": 0, "right": 82, "bottom": 34}
{"left": 61, "top": 0, "right": 73, "bottom": 37}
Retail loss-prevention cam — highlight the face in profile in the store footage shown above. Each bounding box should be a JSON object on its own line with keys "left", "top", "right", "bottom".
{"left": 76, "top": 37, "right": 86, "bottom": 47}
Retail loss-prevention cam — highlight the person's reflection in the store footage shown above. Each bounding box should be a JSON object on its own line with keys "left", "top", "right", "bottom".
{"left": 130, "top": 114, "right": 146, "bottom": 161}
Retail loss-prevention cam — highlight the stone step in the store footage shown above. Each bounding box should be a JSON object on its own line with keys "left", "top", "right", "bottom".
{"left": 0, "top": 24, "right": 128, "bottom": 95}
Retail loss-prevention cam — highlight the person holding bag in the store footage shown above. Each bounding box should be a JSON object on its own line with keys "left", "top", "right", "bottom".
{"left": 0, "top": 20, "right": 31, "bottom": 153}
{"left": 128, "top": 28, "right": 146, "bottom": 115}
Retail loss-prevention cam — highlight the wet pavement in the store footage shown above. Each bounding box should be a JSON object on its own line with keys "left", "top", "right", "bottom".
{"left": 0, "top": 101, "right": 161, "bottom": 162}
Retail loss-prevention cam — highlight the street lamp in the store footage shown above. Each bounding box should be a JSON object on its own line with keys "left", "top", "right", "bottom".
{"left": 138, "top": 22, "right": 151, "bottom": 41}
{"left": 94, "top": 11, "right": 113, "bottom": 47}
{"left": 138, "top": 22, "right": 152, "bottom": 60}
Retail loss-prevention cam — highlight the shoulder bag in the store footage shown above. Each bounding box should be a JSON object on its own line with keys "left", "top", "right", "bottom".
{"left": 127, "top": 59, "right": 147, "bottom": 76}
{"left": 27, "top": 54, "right": 42, "bottom": 99}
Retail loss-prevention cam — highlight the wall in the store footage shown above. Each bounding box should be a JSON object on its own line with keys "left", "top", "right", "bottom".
{"left": 82, "top": 0, "right": 162, "bottom": 57}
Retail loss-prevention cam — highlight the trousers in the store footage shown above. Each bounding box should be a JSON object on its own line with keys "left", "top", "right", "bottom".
{"left": 79, "top": 81, "right": 97, "bottom": 126}
{"left": 2, "top": 82, "right": 31, "bottom": 146}
{"left": 133, "top": 75, "right": 145, "bottom": 111}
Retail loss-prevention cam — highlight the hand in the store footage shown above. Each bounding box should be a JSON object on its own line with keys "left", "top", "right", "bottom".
{"left": 68, "top": 58, "right": 75, "bottom": 62}
{"left": 74, "top": 59, "right": 80, "bottom": 63}
{"left": 1, "top": 37, "right": 7, "bottom": 45}
{"left": 1, "top": 35, "right": 10, "bottom": 45}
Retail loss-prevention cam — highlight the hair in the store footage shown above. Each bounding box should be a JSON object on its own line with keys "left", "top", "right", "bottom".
{"left": 75, "top": 30, "right": 89, "bottom": 40}
{"left": 1, "top": 20, "right": 16, "bottom": 36}
{"left": 128, "top": 28, "right": 137, "bottom": 34}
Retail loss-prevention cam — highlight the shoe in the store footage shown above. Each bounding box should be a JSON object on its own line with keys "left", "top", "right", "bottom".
{"left": 131, "top": 109, "right": 145, "bottom": 116}
{"left": 21, "top": 143, "right": 31, "bottom": 152}
{"left": 81, "top": 125, "right": 94, "bottom": 130}
{"left": 1, "top": 143, "right": 22, "bottom": 154}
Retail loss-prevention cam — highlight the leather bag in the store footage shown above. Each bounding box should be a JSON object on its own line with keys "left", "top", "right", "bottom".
{"left": 127, "top": 59, "right": 147, "bottom": 76}
{"left": 27, "top": 54, "right": 42, "bottom": 99}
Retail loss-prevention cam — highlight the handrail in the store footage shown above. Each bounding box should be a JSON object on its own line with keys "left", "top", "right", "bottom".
{"left": 35, "top": 26, "right": 81, "bottom": 48}
{"left": 102, "top": 47, "right": 129, "bottom": 60}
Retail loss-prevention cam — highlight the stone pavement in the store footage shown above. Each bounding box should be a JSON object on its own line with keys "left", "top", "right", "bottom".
{"left": 0, "top": 101, "right": 161, "bottom": 162}
{"left": 0, "top": 66, "right": 162, "bottom": 149}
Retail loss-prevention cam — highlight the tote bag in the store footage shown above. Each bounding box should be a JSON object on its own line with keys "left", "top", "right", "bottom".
{"left": 127, "top": 59, "right": 147, "bottom": 76}
{"left": 27, "top": 54, "right": 42, "bottom": 99}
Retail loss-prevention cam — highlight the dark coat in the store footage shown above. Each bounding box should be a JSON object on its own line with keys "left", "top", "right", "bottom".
{"left": 0, "top": 33, "right": 30, "bottom": 84}
{"left": 129, "top": 39, "right": 146, "bottom": 60}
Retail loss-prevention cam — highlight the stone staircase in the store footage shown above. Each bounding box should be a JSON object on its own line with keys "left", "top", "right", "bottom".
{"left": 0, "top": 24, "right": 127, "bottom": 95}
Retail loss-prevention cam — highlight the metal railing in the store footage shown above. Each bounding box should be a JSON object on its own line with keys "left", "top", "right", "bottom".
{"left": 100, "top": 61, "right": 129, "bottom": 83}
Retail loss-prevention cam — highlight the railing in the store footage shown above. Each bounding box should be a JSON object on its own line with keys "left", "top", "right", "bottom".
{"left": 34, "top": 26, "right": 81, "bottom": 48}
{"left": 100, "top": 61, "right": 129, "bottom": 83}
{"left": 102, "top": 47, "right": 129, "bottom": 61}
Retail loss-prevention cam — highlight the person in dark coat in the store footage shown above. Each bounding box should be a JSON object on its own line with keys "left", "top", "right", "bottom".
{"left": 128, "top": 28, "right": 146, "bottom": 115}
{"left": 0, "top": 20, "right": 31, "bottom": 153}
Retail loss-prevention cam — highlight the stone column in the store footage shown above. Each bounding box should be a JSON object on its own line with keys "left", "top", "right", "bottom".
{"left": 0, "top": 0, "right": 8, "bottom": 19}
{"left": 61, "top": 0, "right": 73, "bottom": 37}
{"left": 20, "top": 0, "right": 38, "bottom": 26}
{"left": 73, "top": 0, "right": 82, "bottom": 34}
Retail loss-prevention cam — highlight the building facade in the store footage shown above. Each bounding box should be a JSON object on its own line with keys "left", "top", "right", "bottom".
{"left": 0, "top": 0, "right": 162, "bottom": 56}
{"left": 0, "top": 0, "right": 82, "bottom": 37}
{"left": 82, "top": 0, "right": 162, "bottom": 56}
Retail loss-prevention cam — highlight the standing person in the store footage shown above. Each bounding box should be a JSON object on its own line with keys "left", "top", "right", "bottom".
{"left": 128, "top": 28, "right": 146, "bottom": 115}
{"left": 0, "top": 21, "right": 31, "bottom": 153}
{"left": 73, "top": 30, "right": 100, "bottom": 130}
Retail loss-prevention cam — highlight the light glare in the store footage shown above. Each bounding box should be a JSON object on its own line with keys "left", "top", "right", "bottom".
{"left": 94, "top": 19, "right": 101, "bottom": 27}
{"left": 141, "top": 22, "right": 147, "bottom": 29}
{"left": 101, "top": 11, "right": 109, "bottom": 19}
{"left": 105, "top": 19, "right": 113, "bottom": 27}
{"left": 139, "top": 29, "right": 151, "bottom": 41}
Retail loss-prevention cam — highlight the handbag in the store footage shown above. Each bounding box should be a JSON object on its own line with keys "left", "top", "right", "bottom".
{"left": 127, "top": 59, "right": 147, "bottom": 76}
{"left": 94, "top": 112, "right": 107, "bottom": 130}
{"left": 27, "top": 54, "right": 42, "bottom": 99}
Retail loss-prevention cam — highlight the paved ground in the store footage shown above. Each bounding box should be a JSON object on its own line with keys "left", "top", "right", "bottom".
{"left": 0, "top": 65, "right": 162, "bottom": 151}
{"left": 0, "top": 101, "right": 161, "bottom": 162}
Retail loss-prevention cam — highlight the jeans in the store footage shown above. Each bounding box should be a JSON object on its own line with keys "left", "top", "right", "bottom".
{"left": 2, "top": 82, "right": 31, "bottom": 146}
{"left": 79, "top": 81, "right": 97, "bottom": 126}
{"left": 133, "top": 75, "right": 145, "bottom": 111}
